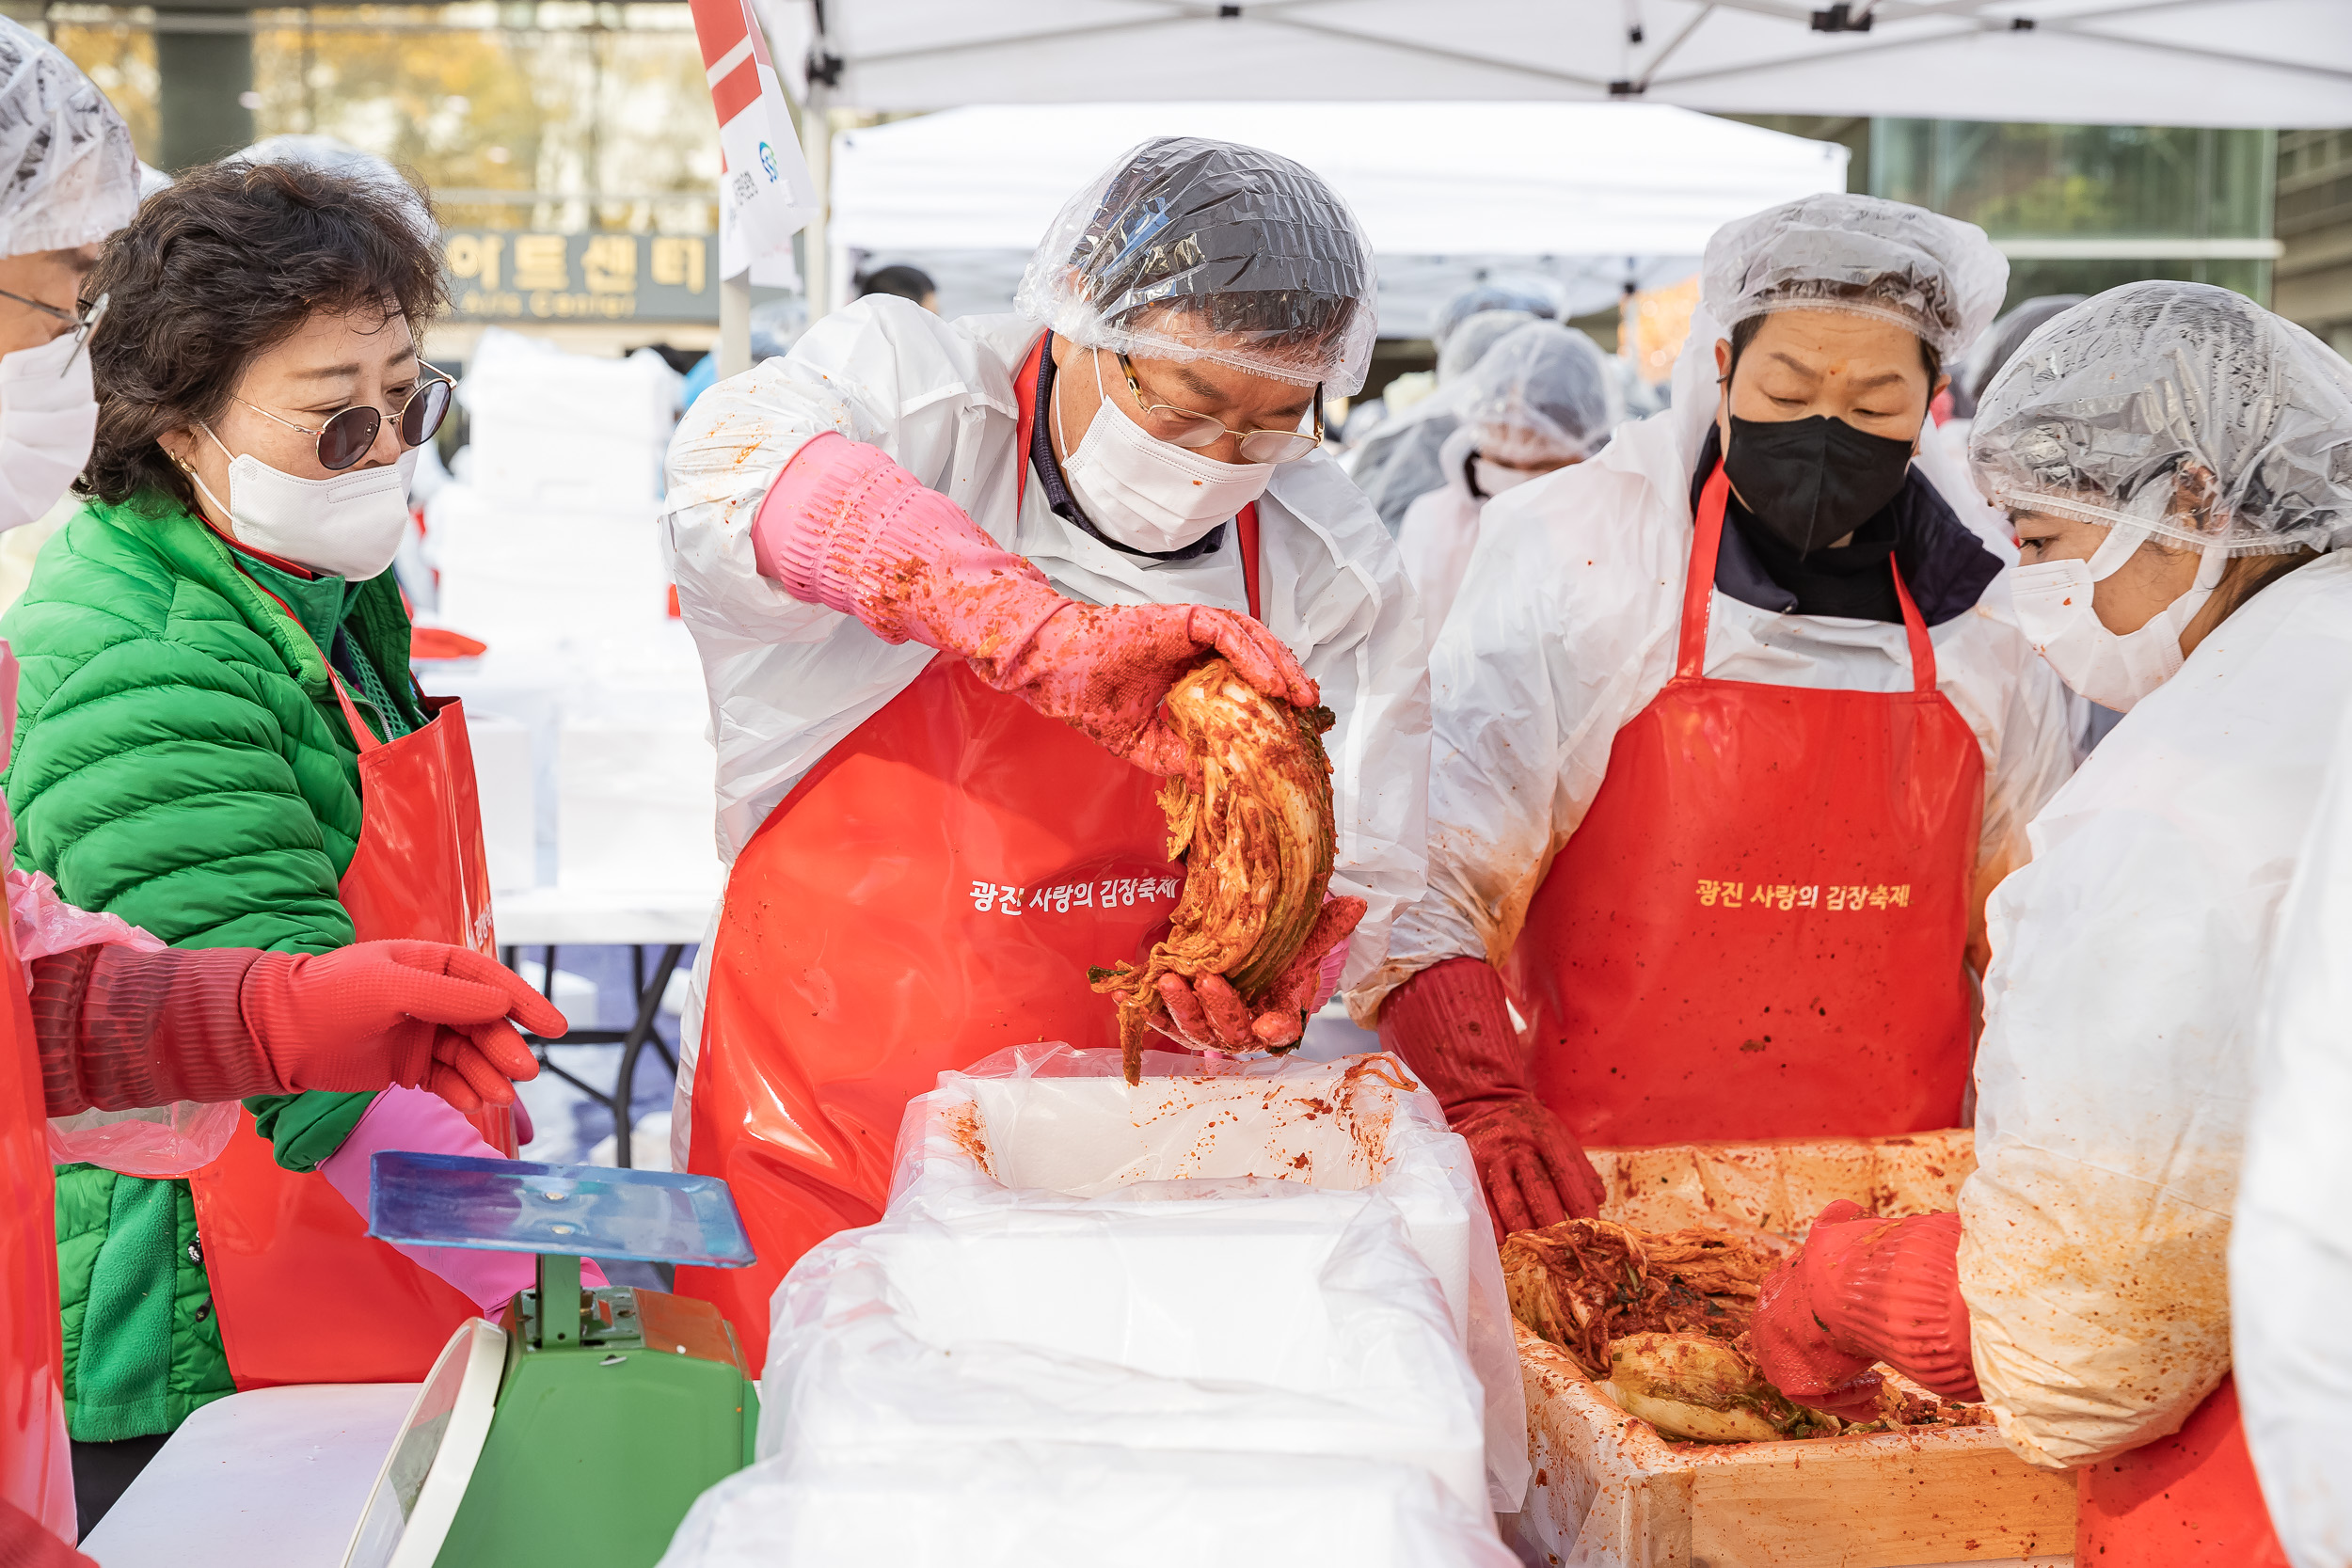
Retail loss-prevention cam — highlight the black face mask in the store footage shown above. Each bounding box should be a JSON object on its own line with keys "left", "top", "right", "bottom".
{"left": 1723, "top": 414, "right": 1916, "bottom": 557}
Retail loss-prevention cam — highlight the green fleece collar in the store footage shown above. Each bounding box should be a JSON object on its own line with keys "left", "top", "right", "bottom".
{"left": 234, "top": 552, "right": 361, "bottom": 657}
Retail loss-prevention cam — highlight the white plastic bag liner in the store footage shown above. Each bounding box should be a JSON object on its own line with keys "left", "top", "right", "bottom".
{"left": 0, "top": 640, "right": 234, "bottom": 1178}
{"left": 661, "top": 1438, "right": 1518, "bottom": 1568}
{"left": 890, "top": 1043, "right": 1527, "bottom": 1508}
{"left": 1960, "top": 550, "right": 2352, "bottom": 1470}
{"left": 743, "top": 1045, "right": 1524, "bottom": 1534}
{"left": 2233, "top": 704, "right": 2352, "bottom": 1568}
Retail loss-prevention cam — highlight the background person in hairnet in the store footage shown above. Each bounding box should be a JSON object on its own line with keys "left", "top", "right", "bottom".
{"left": 1749, "top": 280, "right": 2352, "bottom": 1568}
{"left": 1345, "top": 297, "right": 1549, "bottom": 534}
{"left": 1396, "top": 320, "right": 1620, "bottom": 633}
{"left": 1361, "top": 195, "right": 2078, "bottom": 1235}
{"left": 661, "top": 135, "right": 1427, "bottom": 1363}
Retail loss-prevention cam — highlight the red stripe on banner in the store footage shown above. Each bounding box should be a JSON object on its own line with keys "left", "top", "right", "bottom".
{"left": 687, "top": 0, "right": 748, "bottom": 69}
{"left": 711, "top": 56, "right": 762, "bottom": 125}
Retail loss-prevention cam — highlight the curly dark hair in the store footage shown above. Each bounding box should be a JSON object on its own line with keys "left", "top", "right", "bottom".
{"left": 80, "top": 157, "right": 444, "bottom": 509}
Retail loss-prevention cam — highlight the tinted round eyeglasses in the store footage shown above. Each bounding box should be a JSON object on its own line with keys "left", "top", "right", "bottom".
{"left": 0, "top": 289, "right": 109, "bottom": 375}
{"left": 236, "top": 364, "right": 455, "bottom": 471}
{"left": 1117, "top": 352, "right": 1324, "bottom": 463}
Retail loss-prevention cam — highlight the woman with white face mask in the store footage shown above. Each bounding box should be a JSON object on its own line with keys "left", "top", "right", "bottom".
{"left": 661, "top": 135, "right": 1428, "bottom": 1363}
{"left": 1395, "top": 320, "right": 1621, "bottom": 635}
{"left": 1747, "top": 281, "right": 2352, "bottom": 1568}
{"left": 0, "top": 154, "right": 577, "bottom": 1536}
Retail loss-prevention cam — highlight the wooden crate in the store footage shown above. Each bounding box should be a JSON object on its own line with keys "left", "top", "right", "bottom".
{"left": 1512, "top": 1130, "right": 2077, "bottom": 1568}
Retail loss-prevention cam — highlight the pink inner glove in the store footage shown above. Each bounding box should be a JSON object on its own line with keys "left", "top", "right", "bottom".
{"left": 1750, "top": 1201, "right": 1978, "bottom": 1413}
{"left": 752, "top": 434, "right": 1316, "bottom": 775}
{"left": 319, "top": 1087, "right": 606, "bottom": 1313}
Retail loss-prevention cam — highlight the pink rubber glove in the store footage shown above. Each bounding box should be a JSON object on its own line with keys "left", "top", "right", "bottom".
{"left": 320, "top": 1087, "right": 607, "bottom": 1313}
{"left": 753, "top": 433, "right": 1317, "bottom": 776}
{"left": 1154, "top": 895, "right": 1367, "bottom": 1051}
{"left": 1378, "top": 957, "right": 1606, "bottom": 1234}
{"left": 1749, "top": 1201, "right": 1979, "bottom": 1418}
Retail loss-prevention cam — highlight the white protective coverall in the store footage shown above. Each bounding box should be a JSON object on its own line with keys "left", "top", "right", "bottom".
{"left": 1958, "top": 548, "right": 2352, "bottom": 1468}
{"left": 662, "top": 296, "right": 1430, "bottom": 1164}
{"left": 2234, "top": 703, "right": 2352, "bottom": 1567}
{"left": 1393, "top": 424, "right": 1489, "bottom": 639}
{"left": 1359, "top": 305, "right": 2077, "bottom": 1021}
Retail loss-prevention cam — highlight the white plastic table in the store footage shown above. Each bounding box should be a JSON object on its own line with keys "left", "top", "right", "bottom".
{"left": 81, "top": 1383, "right": 418, "bottom": 1568}
{"left": 494, "top": 885, "right": 717, "bottom": 1167}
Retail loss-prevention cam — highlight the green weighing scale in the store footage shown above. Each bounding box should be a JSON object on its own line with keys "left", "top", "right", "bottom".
{"left": 339, "top": 1151, "right": 760, "bottom": 1568}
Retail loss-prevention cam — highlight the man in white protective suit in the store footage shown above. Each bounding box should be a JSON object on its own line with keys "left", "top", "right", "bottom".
{"left": 1750, "top": 280, "right": 2352, "bottom": 1568}
{"left": 658, "top": 136, "right": 1427, "bottom": 1363}
{"left": 1361, "top": 194, "right": 2079, "bottom": 1233}
{"left": 1395, "top": 319, "right": 1621, "bottom": 634}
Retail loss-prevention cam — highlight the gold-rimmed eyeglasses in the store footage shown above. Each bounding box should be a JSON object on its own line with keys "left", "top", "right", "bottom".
{"left": 1117, "top": 352, "right": 1324, "bottom": 463}
{"left": 0, "top": 289, "right": 109, "bottom": 376}
{"left": 236, "top": 362, "right": 455, "bottom": 471}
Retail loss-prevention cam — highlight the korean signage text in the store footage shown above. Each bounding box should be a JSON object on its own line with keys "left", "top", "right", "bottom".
{"left": 441, "top": 230, "right": 717, "bottom": 324}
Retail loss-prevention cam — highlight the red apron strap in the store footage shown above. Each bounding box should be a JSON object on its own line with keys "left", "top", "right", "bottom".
{"left": 1679, "top": 463, "right": 1733, "bottom": 679}
{"left": 1237, "top": 500, "right": 1263, "bottom": 624}
{"left": 1889, "top": 559, "right": 1940, "bottom": 693}
{"left": 1012, "top": 330, "right": 1263, "bottom": 623}
{"left": 1013, "top": 332, "right": 1048, "bottom": 514}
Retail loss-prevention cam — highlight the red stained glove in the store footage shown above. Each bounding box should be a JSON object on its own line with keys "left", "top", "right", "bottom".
{"left": 753, "top": 434, "right": 1316, "bottom": 775}
{"left": 1155, "top": 895, "right": 1367, "bottom": 1051}
{"left": 242, "top": 942, "right": 567, "bottom": 1112}
{"left": 1378, "top": 957, "right": 1605, "bottom": 1235}
{"left": 1749, "top": 1200, "right": 1979, "bottom": 1418}
{"left": 0, "top": 1495, "right": 94, "bottom": 1568}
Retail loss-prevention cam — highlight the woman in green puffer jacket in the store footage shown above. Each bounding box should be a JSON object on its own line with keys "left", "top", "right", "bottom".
{"left": 0, "top": 156, "right": 551, "bottom": 1532}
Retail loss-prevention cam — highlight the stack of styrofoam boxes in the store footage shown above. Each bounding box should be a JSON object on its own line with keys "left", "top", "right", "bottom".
{"left": 426, "top": 329, "right": 721, "bottom": 895}
{"left": 429, "top": 326, "right": 679, "bottom": 642}
{"left": 660, "top": 1051, "right": 1525, "bottom": 1568}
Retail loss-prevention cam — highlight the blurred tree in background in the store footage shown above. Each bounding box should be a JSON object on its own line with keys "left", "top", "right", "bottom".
{"left": 41, "top": 3, "right": 718, "bottom": 234}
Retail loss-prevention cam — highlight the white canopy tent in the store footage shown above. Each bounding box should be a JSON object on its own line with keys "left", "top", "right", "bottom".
{"left": 829, "top": 103, "right": 1849, "bottom": 331}
{"left": 765, "top": 1, "right": 2352, "bottom": 128}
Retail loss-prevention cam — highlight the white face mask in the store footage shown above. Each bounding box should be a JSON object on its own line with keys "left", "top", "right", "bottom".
{"left": 1054, "top": 350, "right": 1276, "bottom": 554}
{"left": 2010, "top": 522, "right": 2229, "bottom": 713}
{"left": 0, "top": 329, "right": 97, "bottom": 534}
{"left": 190, "top": 424, "right": 418, "bottom": 580}
{"left": 1472, "top": 456, "right": 1539, "bottom": 499}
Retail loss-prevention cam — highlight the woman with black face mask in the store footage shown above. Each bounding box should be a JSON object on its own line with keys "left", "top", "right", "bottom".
{"left": 1359, "top": 195, "right": 2081, "bottom": 1236}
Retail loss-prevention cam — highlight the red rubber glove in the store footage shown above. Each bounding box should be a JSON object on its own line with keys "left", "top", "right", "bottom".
{"left": 1378, "top": 957, "right": 1605, "bottom": 1235}
{"left": 1749, "top": 1201, "right": 1980, "bottom": 1419}
{"left": 1155, "top": 895, "right": 1368, "bottom": 1051}
{"left": 0, "top": 1495, "right": 93, "bottom": 1568}
{"left": 241, "top": 941, "right": 567, "bottom": 1112}
{"left": 753, "top": 433, "right": 1316, "bottom": 776}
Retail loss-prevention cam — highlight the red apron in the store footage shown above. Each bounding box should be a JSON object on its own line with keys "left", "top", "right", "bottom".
{"left": 1502, "top": 464, "right": 1982, "bottom": 1146}
{"left": 681, "top": 335, "right": 1262, "bottom": 1361}
{"left": 2077, "top": 1378, "right": 2289, "bottom": 1566}
{"left": 0, "top": 911, "right": 72, "bottom": 1540}
{"left": 187, "top": 671, "right": 515, "bottom": 1388}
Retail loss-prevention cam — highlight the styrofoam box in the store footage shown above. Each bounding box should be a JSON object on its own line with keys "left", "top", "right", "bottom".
{"left": 956, "top": 1065, "right": 1476, "bottom": 1345}
{"left": 463, "top": 712, "right": 534, "bottom": 895}
{"left": 428, "top": 486, "right": 670, "bottom": 642}
{"left": 556, "top": 721, "right": 723, "bottom": 895}
{"left": 759, "top": 1058, "right": 1498, "bottom": 1513}
{"left": 661, "top": 1438, "right": 1518, "bottom": 1568}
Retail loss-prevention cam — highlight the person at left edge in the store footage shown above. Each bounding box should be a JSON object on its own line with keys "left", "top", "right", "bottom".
{"left": 1365, "top": 196, "right": 2080, "bottom": 1234}
{"left": 0, "top": 152, "right": 587, "bottom": 1532}
{"left": 663, "top": 135, "right": 1428, "bottom": 1362}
